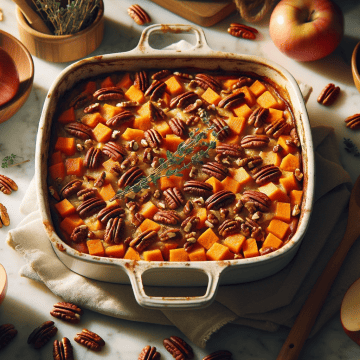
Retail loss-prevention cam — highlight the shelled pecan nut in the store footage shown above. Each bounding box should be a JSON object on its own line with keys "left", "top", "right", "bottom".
{"left": 53, "top": 337, "right": 74, "bottom": 360}
{"left": 128, "top": 4, "right": 151, "bottom": 25}
{"left": 183, "top": 181, "right": 213, "bottom": 199}
{"left": 202, "top": 350, "right": 233, "bottom": 360}
{"left": 218, "top": 91, "right": 245, "bottom": 109}
{"left": 84, "top": 147, "right": 103, "bottom": 169}
{"left": 183, "top": 200, "right": 194, "bottom": 215}
{"left": 186, "top": 115, "right": 200, "bottom": 126}
{"left": 69, "top": 92, "right": 93, "bottom": 109}
{"left": 0, "top": 203, "right": 10, "bottom": 227}
{"left": 138, "top": 345, "right": 161, "bottom": 360}
{"left": 77, "top": 187, "right": 98, "bottom": 201}
{"left": 240, "top": 135, "right": 269, "bottom": 148}
{"left": 144, "top": 129, "right": 163, "bottom": 148}
{"left": 181, "top": 216, "right": 200, "bottom": 233}
{"left": 290, "top": 128, "right": 301, "bottom": 147}
{"left": 106, "top": 110, "right": 135, "bottom": 127}
{"left": 170, "top": 91, "right": 198, "bottom": 109}
{"left": 164, "top": 187, "right": 185, "bottom": 209}
{"left": 233, "top": 199, "right": 244, "bottom": 213}
{"left": 260, "top": 246, "right": 276, "bottom": 256}
{"left": 0, "top": 174, "right": 18, "bottom": 194}
{"left": 103, "top": 141, "right": 127, "bottom": 162}
{"left": 104, "top": 217, "right": 124, "bottom": 244}
{"left": 118, "top": 166, "right": 144, "bottom": 188}
{"left": 202, "top": 161, "right": 229, "bottom": 181}
{"left": 50, "top": 302, "right": 83, "bottom": 324}
{"left": 132, "top": 212, "right": 145, "bottom": 226}
{"left": 174, "top": 72, "right": 193, "bottom": 81}
{"left": 242, "top": 190, "right": 271, "bottom": 212}
{"left": 60, "top": 179, "right": 83, "bottom": 198}
{"left": 64, "top": 122, "right": 92, "bottom": 140}
{"left": 84, "top": 102, "right": 100, "bottom": 114}
{"left": 163, "top": 336, "right": 194, "bottom": 360}
{"left": 144, "top": 80, "right": 167, "bottom": 101}
{"left": 228, "top": 23, "right": 258, "bottom": 39}
{"left": 160, "top": 228, "right": 181, "bottom": 241}
{"left": 169, "top": 117, "right": 187, "bottom": 137}
{"left": 149, "top": 102, "right": 167, "bottom": 121}
{"left": 218, "top": 219, "right": 241, "bottom": 237}
{"left": 205, "top": 190, "right": 236, "bottom": 210}
{"left": 215, "top": 143, "right": 242, "bottom": 157}
{"left": 77, "top": 197, "right": 106, "bottom": 218}
{"left": 28, "top": 321, "right": 58, "bottom": 349}
{"left": 231, "top": 76, "right": 253, "bottom": 90}
{"left": 345, "top": 113, "right": 360, "bottom": 130}
{"left": 97, "top": 204, "right": 125, "bottom": 224}
{"left": 194, "top": 74, "right": 221, "bottom": 92}
{"left": 317, "top": 83, "right": 340, "bottom": 105}
{"left": 130, "top": 229, "right": 157, "bottom": 252}
{"left": 152, "top": 70, "right": 172, "bottom": 80}
{"left": 0, "top": 324, "right": 17, "bottom": 350}
{"left": 211, "top": 117, "right": 231, "bottom": 141}
{"left": 183, "top": 99, "right": 203, "bottom": 113}
{"left": 71, "top": 225, "right": 88, "bottom": 243}
{"left": 246, "top": 155, "right": 263, "bottom": 169}
{"left": 248, "top": 107, "right": 269, "bottom": 128}
{"left": 153, "top": 210, "right": 181, "bottom": 225}
{"left": 93, "top": 87, "right": 124, "bottom": 101}
{"left": 134, "top": 70, "right": 149, "bottom": 92}
{"left": 74, "top": 328, "right": 105, "bottom": 352}
{"left": 264, "top": 118, "right": 289, "bottom": 138}
{"left": 253, "top": 165, "right": 282, "bottom": 185}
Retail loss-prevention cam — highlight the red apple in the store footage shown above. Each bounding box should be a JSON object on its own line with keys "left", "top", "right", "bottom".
{"left": 269, "top": 0, "right": 344, "bottom": 62}
{"left": 341, "top": 277, "right": 360, "bottom": 345}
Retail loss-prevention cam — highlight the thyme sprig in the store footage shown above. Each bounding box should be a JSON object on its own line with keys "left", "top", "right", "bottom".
{"left": 344, "top": 138, "right": 360, "bottom": 157}
{"left": 1, "top": 154, "right": 30, "bottom": 168}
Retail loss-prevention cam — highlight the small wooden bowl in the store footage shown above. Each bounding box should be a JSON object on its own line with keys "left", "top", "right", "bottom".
{"left": 0, "top": 264, "right": 7, "bottom": 305}
{"left": 0, "top": 30, "right": 34, "bottom": 125}
{"left": 352, "top": 41, "right": 360, "bottom": 93}
{"left": 15, "top": 0, "right": 104, "bottom": 63}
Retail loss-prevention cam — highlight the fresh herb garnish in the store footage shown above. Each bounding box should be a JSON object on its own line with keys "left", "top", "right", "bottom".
{"left": 344, "top": 138, "right": 360, "bottom": 157}
{"left": 1, "top": 154, "right": 30, "bottom": 168}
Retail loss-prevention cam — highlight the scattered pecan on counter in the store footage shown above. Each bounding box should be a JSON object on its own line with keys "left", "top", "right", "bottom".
{"left": 0, "top": 324, "right": 17, "bottom": 350}
{"left": 317, "top": 83, "right": 340, "bottom": 105}
{"left": 74, "top": 328, "right": 105, "bottom": 351}
{"left": 28, "top": 321, "right": 58, "bottom": 349}
{"left": 128, "top": 4, "right": 151, "bottom": 25}
{"left": 228, "top": 23, "right": 258, "bottom": 39}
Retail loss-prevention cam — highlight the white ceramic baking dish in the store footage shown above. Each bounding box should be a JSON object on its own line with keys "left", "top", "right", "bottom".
{"left": 35, "top": 24, "right": 315, "bottom": 310}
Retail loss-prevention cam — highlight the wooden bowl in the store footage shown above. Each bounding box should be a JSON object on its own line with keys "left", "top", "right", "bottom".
{"left": 15, "top": 0, "right": 104, "bottom": 63}
{"left": 0, "top": 30, "right": 34, "bottom": 125}
{"left": 0, "top": 264, "right": 7, "bottom": 305}
{"left": 352, "top": 41, "right": 360, "bottom": 93}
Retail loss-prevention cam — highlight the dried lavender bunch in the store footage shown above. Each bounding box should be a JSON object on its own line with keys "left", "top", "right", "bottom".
{"left": 32, "top": 0, "right": 99, "bottom": 35}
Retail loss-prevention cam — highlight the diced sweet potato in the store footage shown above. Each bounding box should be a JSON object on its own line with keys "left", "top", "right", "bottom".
{"left": 249, "top": 80, "right": 267, "bottom": 97}
{"left": 230, "top": 167, "right": 252, "bottom": 187}
{"left": 164, "top": 134, "right": 183, "bottom": 152}
{"left": 101, "top": 76, "right": 115, "bottom": 88}
{"left": 81, "top": 112, "right": 105, "bottom": 128}
{"left": 227, "top": 135, "right": 240, "bottom": 145}
{"left": 226, "top": 116, "right": 246, "bottom": 135}
{"left": 206, "top": 242, "right": 234, "bottom": 261}
{"left": 266, "top": 108, "right": 284, "bottom": 124}
{"left": 262, "top": 233, "right": 283, "bottom": 250}
{"left": 201, "top": 87, "right": 221, "bottom": 105}
{"left": 50, "top": 151, "right": 63, "bottom": 166}
{"left": 137, "top": 101, "right": 152, "bottom": 120}
{"left": 165, "top": 76, "right": 184, "bottom": 96}
{"left": 221, "top": 176, "right": 241, "bottom": 193}
{"left": 93, "top": 123, "right": 112, "bottom": 143}
{"left": 99, "top": 104, "right": 123, "bottom": 121}
{"left": 87, "top": 219, "right": 104, "bottom": 231}
{"left": 154, "top": 121, "right": 172, "bottom": 137}
{"left": 60, "top": 214, "right": 84, "bottom": 235}
{"left": 280, "top": 174, "right": 299, "bottom": 194}
{"left": 188, "top": 245, "right": 207, "bottom": 261}
{"left": 58, "top": 107, "right": 75, "bottom": 124}
{"left": 49, "top": 162, "right": 66, "bottom": 181}
{"left": 55, "top": 199, "right": 76, "bottom": 218}
{"left": 125, "top": 85, "right": 145, "bottom": 104}
{"left": 99, "top": 183, "right": 116, "bottom": 201}
{"left": 124, "top": 247, "right": 141, "bottom": 260}
{"left": 206, "top": 176, "right": 223, "bottom": 193}
{"left": 55, "top": 137, "right": 76, "bottom": 156}
{"left": 139, "top": 218, "right": 161, "bottom": 233}
{"left": 65, "top": 157, "right": 83, "bottom": 177}
{"left": 232, "top": 103, "right": 252, "bottom": 119}
{"left": 102, "top": 158, "right": 120, "bottom": 173}
{"left": 139, "top": 201, "right": 158, "bottom": 219}
{"left": 290, "top": 190, "right": 303, "bottom": 207}
{"left": 197, "top": 228, "right": 219, "bottom": 250}
{"left": 280, "top": 153, "right": 301, "bottom": 172}
{"left": 169, "top": 248, "right": 189, "bottom": 262}
{"left": 161, "top": 92, "right": 171, "bottom": 107}
{"left": 259, "top": 150, "right": 282, "bottom": 167}
{"left": 224, "top": 234, "right": 246, "bottom": 254}
{"left": 277, "top": 135, "right": 298, "bottom": 154}
{"left": 83, "top": 81, "right": 97, "bottom": 94}
{"left": 116, "top": 73, "right": 133, "bottom": 90}
{"left": 143, "top": 249, "right": 164, "bottom": 261}
{"left": 159, "top": 175, "right": 184, "bottom": 191}
{"left": 121, "top": 128, "right": 145, "bottom": 143}
{"left": 195, "top": 207, "right": 207, "bottom": 229}
{"left": 133, "top": 116, "right": 152, "bottom": 131}
{"left": 160, "top": 240, "right": 178, "bottom": 261}
{"left": 236, "top": 86, "right": 256, "bottom": 107}
{"left": 256, "top": 90, "right": 279, "bottom": 109}
{"left": 105, "top": 244, "right": 125, "bottom": 258}
{"left": 266, "top": 219, "right": 290, "bottom": 240}
{"left": 274, "top": 202, "right": 291, "bottom": 223}
{"left": 222, "top": 78, "right": 238, "bottom": 90}
{"left": 87, "top": 239, "right": 105, "bottom": 256}
{"left": 259, "top": 182, "right": 290, "bottom": 203}
{"left": 243, "top": 238, "right": 259, "bottom": 258}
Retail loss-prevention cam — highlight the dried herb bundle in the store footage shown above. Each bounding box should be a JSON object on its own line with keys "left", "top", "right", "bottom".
{"left": 344, "top": 138, "right": 360, "bottom": 157}
{"left": 32, "top": 0, "right": 99, "bottom": 35}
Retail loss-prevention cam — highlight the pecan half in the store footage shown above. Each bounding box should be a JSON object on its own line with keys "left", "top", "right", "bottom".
{"left": 290, "top": 127, "right": 301, "bottom": 147}
{"left": 127, "top": 4, "right": 151, "bottom": 25}
{"left": 144, "top": 80, "right": 167, "bottom": 101}
{"left": 240, "top": 135, "right": 269, "bottom": 148}
{"left": 0, "top": 174, "right": 18, "bottom": 195}
{"left": 106, "top": 110, "right": 135, "bottom": 127}
{"left": 170, "top": 91, "right": 198, "bottom": 109}
{"left": 69, "top": 92, "right": 93, "bottom": 109}
{"left": 248, "top": 107, "right": 269, "bottom": 128}
{"left": 84, "top": 102, "right": 100, "bottom": 114}
{"left": 345, "top": 113, "right": 360, "bottom": 130}
{"left": 74, "top": 329, "right": 105, "bottom": 352}
{"left": 97, "top": 204, "right": 125, "bottom": 224}
{"left": 265, "top": 118, "right": 289, "bottom": 138}
{"left": 183, "top": 99, "right": 203, "bottom": 113}
{"left": 71, "top": 225, "right": 88, "bottom": 243}
{"left": 169, "top": 117, "right": 187, "bottom": 137}
{"left": 138, "top": 345, "right": 161, "bottom": 360}
{"left": 228, "top": 23, "right": 258, "bottom": 39}
{"left": 134, "top": 70, "right": 149, "bottom": 92}
{"left": 218, "top": 91, "right": 245, "bottom": 109}
{"left": 144, "top": 129, "right": 163, "bottom": 148}
{"left": 50, "top": 302, "right": 83, "bottom": 324}
{"left": 28, "top": 321, "right": 58, "bottom": 349}
{"left": 202, "top": 162, "right": 229, "bottom": 181}
{"left": 0, "top": 203, "right": 10, "bottom": 227}
{"left": 77, "top": 197, "right": 106, "bottom": 218}
{"left": 53, "top": 337, "right": 74, "bottom": 360}
{"left": 152, "top": 70, "right": 172, "bottom": 80}
{"left": 211, "top": 117, "right": 231, "bottom": 141}
{"left": 317, "top": 83, "right": 340, "bottom": 105}
{"left": 164, "top": 187, "right": 185, "bottom": 209}
{"left": 242, "top": 190, "right": 271, "bottom": 212}
{"left": 93, "top": 87, "right": 124, "bottom": 101}
{"left": 84, "top": 147, "right": 103, "bottom": 169}
{"left": 77, "top": 187, "right": 98, "bottom": 201}
{"left": 216, "top": 143, "right": 242, "bottom": 158}
{"left": 64, "top": 122, "right": 92, "bottom": 140}
{"left": 194, "top": 74, "right": 221, "bottom": 92}
{"left": 103, "top": 141, "right": 127, "bottom": 162}
{"left": 202, "top": 350, "right": 232, "bottom": 360}
{"left": 253, "top": 165, "right": 282, "bottom": 185}
{"left": 183, "top": 200, "right": 194, "bottom": 215}
{"left": 183, "top": 181, "right": 213, "bottom": 199}
{"left": 231, "top": 76, "right": 253, "bottom": 90}
{"left": 181, "top": 216, "right": 200, "bottom": 233}
{"left": 218, "top": 219, "right": 241, "bottom": 237}
{"left": 205, "top": 190, "right": 236, "bottom": 210}
{"left": 0, "top": 324, "right": 17, "bottom": 350}
{"left": 153, "top": 210, "right": 181, "bottom": 225}
{"left": 60, "top": 179, "right": 83, "bottom": 198}
{"left": 118, "top": 166, "right": 144, "bottom": 188}
{"left": 160, "top": 228, "right": 181, "bottom": 241}
{"left": 104, "top": 217, "right": 124, "bottom": 244}
{"left": 130, "top": 229, "right": 157, "bottom": 252}
{"left": 148, "top": 102, "right": 167, "bottom": 121}
{"left": 163, "top": 336, "right": 194, "bottom": 360}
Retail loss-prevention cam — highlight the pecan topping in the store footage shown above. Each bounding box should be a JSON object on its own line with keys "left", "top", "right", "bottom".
{"left": 53, "top": 337, "right": 74, "bottom": 360}
{"left": 170, "top": 91, "right": 198, "bottom": 109}
{"left": 134, "top": 70, "right": 149, "bottom": 92}
{"left": 205, "top": 213, "right": 219, "bottom": 228}
{"left": 163, "top": 336, "right": 194, "bottom": 360}
{"left": 211, "top": 117, "right": 231, "bottom": 141}
{"left": 240, "top": 135, "right": 270, "bottom": 148}
{"left": 164, "top": 187, "right": 185, "bottom": 209}
{"left": 160, "top": 228, "right": 181, "bottom": 241}
{"left": 0, "top": 203, "right": 10, "bottom": 227}
{"left": 0, "top": 324, "right": 17, "bottom": 350}
{"left": 169, "top": 117, "right": 187, "bottom": 137}
{"left": 138, "top": 345, "right": 161, "bottom": 360}
{"left": 84, "top": 147, "right": 103, "bottom": 169}
{"left": 97, "top": 204, "right": 125, "bottom": 224}
{"left": 248, "top": 107, "right": 269, "bottom": 128}
{"left": 228, "top": 23, "right": 258, "bottom": 39}
{"left": 218, "top": 91, "right": 245, "bottom": 109}
{"left": 153, "top": 210, "right": 181, "bottom": 225}
{"left": 317, "top": 83, "right": 340, "bottom": 105}
{"left": 28, "top": 321, "right": 58, "bottom": 349}
{"left": 103, "top": 141, "right": 127, "bottom": 162}
{"left": 231, "top": 76, "right": 253, "bottom": 90}
{"left": 144, "top": 129, "right": 163, "bottom": 148}
{"left": 194, "top": 74, "right": 221, "bottom": 92}
{"left": 50, "top": 302, "right": 83, "bottom": 324}
{"left": 127, "top": 4, "right": 151, "bottom": 25}
{"left": 104, "top": 217, "right": 124, "bottom": 244}
{"left": 0, "top": 174, "right": 18, "bottom": 195}
{"left": 144, "top": 80, "right": 167, "bottom": 101}
{"left": 77, "top": 187, "right": 97, "bottom": 201}
{"left": 202, "top": 350, "right": 232, "bottom": 360}
{"left": 118, "top": 166, "right": 144, "bottom": 188}
{"left": 183, "top": 200, "right": 194, "bottom": 215}
{"left": 132, "top": 212, "right": 145, "bottom": 227}
{"left": 290, "top": 127, "right": 301, "bottom": 147}
{"left": 216, "top": 143, "right": 242, "bottom": 157}
{"left": 106, "top": 110, "right": 135, "bottom": 127}
{"left": 64, "top": 122, "right": 92, "bottom": 140}
{"left": 181, "top": 216, "right": 200, "bottom": 232}
{"left": 183, "top": 181, "right": 213, "bottom": 199}
{"left": 265, "top": 118, "right": 289, "bottom": 138}
{"left": 345, "top": 113, "right": 360, "bottom": 130}
{"left": 60, "top": 179, "right": 83, "bottom": 198}
{"left": 242, "top": 190, "right": 271, "bottom": 212}
{"left": 148, "top": 102, "right": 167, "bottom": 121}
{"left": 69, "top": 92, "right": 93, "bottom": 109}
{"left": 205, "top": 190, "right": 236, "bottom": 210}
{"left": 84, "top": 102, "right": 100, "bottom": 114}
{"left": 77, "top": 197, "right": 106, "bottom": 218}
{"left": 93, "top": 87, "right": 124, "bottom": 101}
{"left": 152, "top": 70, "right": 172, "bottom": 80}
{"left": 130, "top": 229, "right": 157, "bottom": 252}
{"left": 260, "top": 246, "right": 276, "bottom": 256}
{"left": 71, "top": 225, "right": 88, "bottom": 243}
{"left": 253, "top": 165, "right": 282, "bottom": 185}
{"left": 183, "top": 99, "right": 203, "bottom": 113}
{"left": 218, "top": 219, "right": 241, "bottom": 237}
{"left": 202, "top": 161, "right": 229, "bottom": 181}
{"left": 74, "top": 329, "right": 105, "bottom": 352}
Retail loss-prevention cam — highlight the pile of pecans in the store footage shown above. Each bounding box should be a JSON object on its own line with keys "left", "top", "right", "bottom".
{"left": 0, "top": 174, "right": 18, "bottom": 228}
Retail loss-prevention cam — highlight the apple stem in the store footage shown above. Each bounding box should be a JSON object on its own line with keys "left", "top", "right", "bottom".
{"left": 307, "top": 9, "right": 316, "bottom": 22}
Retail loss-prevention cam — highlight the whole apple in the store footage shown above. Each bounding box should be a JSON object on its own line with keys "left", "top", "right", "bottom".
{"left": 269, "top": 0, "right": 344, "bottom": 62}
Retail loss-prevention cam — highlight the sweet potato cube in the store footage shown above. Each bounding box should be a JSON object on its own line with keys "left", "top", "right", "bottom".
{"left": 102, "top": 158, "right": 120, "bottom": 173}
{"left": 277, "top": 135, "right": 298, "bottom": 154}
{"left": 207, "top": 242, "right": 234, "bottom": 261}
{"left": 139, "top": 218, "right": 161, "bottom": 233}
{"left": 224, "top": 234, "right": 246, "bottom": 254}
{"left": 55, "top": 137, "right": 76, "bottom": 156}
{"left": 137, "top": 101, "right": 152, "bottom": 120}
{"left": 257, "top": 90, "right": 279, "bottom": 109}
{"left": 280, "top": 153, "right": 301, "bottom": 172}
{"left": 266, "top": 108, "right": 284, "bottom": 124}
{"left": 81, "top": 112, "right": 105, "bottom": 128}
{"left": 195, "top": 207, "right": 207, "bottom": 229}
{"left": 290, "top": 190, "right": 303, "bottom": 207}
{"left": 250, "top": 80, "right": 267, "bottom": 97}
{"left": 274, "top": 202, "right": 291, "bottom": 223}
{"left": 243, "top": 238, "right": 259, "bottom": 258}
{"left": 87, "top": 219, "right": 104, "bottom": 231}
{"left": 233, "top": 103, "right": 252, "bottom": 119}
{"left": 161, "top": 92, "right": 171, "bottom": 107}
{"left": 125, "top": 85, "right": 145, "bottom": 104}
{"left": 139, "top": 201, "right": 158, "bottom": 219}
{"left": 143, "top": 249, "right": 164, "bottom": 261}
{"left": 221, "top": 176, "right": 241, "bottom": 193}
{"left": 133, "top": 116, "right": 152, "bottom": 131}
{"left": 154, "top": 121, "right": 172, "bottom": 137}
{"left": 93, "top": 123, "right": 112, "bottom": 143}
{"left": 231, "top": 167, "right": 252, "bottom": 187}
{"left": 58, "top": 107, "right": 75, "bottom": 124}
{"left": 259, "top": 182, "right": 290, "bottom": 203}
{"left": 280, "top": 174, "right": 299, "bottom": 194}
{"left": 100, "top": 76, "right": 115, "bottom": 88}
{"left": 159, "top": 175, "right": 184, "bottom": 191}
{"left": 236, "top": 86, "right": 256, "bottom": 107}
{"left": 121, "top": 128, "right": 145, "bottom": 143}
{"left": 206, "top": 176, "right": 223, "bottom": 193}
{"left": 50, "top": 151, "right": 63, "bottom": 166}
{"left": 60, "top": 214, "right": 84, "bottom": 235}
{"left": 116, "top": 73, "right": 133, "bottom": 90}
{"left": 259, "top": 150, "right": 282, "bottom": 167}
{"left": 201, "top": 87, "right": 221, "bottom": 105}
{"left": 169, "top": 248, "right": 189, "bottom": 262}
{"left": 263, "top": 233, "right": 283, "bottom": 250}
{"left": 226, "top": 116, "right": 246, "bottom": 136}
{"left": 105, "top": 244, "right": 125, "bottom": 258}
{"left": 266, "top": 219, "right": 290, "bottom": 240}
{"left": 87, "top": 240, "right": 105, "bottom": 256}
{"left": 65, "top": 157, "right": 83, "bottom": 177}
{"left": 124, "top": 247, "right": 141, "bottom": 260}
{"left": 83, "top": 81, "right": 97, "bottom": 94}
{"left": 55, "top": 199, "right": 76, "bottom": 218}
{"left": 222, "top": 78, "right": 238, "bottom": 90}
{"left": 188, "top": 245, "right": 207, "bottom": 261}
{"left": 164, "top": 134, "right": 183, "bottom": 152}
{"left": 197, "top": 228, "right": 219, "bottom": 250}
{"left": 49, "top": 162, "right": 66, "bottom": 181}
{"left": 160, "top": 240, "right": 178, "bottom": 261}
{"left": 227, "top": 135, "right": 240, "bottom": 145}
{"left": 165, "top": 76, "right": 184, "bottom": 96}
{"left": 99, "top": 104, "right": 123, "bottom": 121}
{"left": 99, "top": 183, "right": 116, "bottom": 201}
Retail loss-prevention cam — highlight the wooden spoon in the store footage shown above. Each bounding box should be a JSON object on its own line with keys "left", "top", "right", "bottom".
{"left": 277, "top": 175, "right": 360, "bottom": 360}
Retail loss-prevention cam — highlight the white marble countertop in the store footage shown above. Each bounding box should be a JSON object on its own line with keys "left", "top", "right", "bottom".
{"left": 1, "top": 0, "right": 360, "bottom": 358}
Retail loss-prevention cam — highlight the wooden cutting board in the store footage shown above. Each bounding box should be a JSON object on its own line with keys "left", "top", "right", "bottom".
{"left": 150, "top": 0, "right": 237, "bottom": 27}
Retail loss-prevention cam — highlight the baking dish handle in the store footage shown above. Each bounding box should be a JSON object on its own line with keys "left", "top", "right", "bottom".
{"left": 135, "top": 24, "right": 213, "bottom": 54}
{"left": 124, "top": 262, "right": 225, "bottom": 310}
